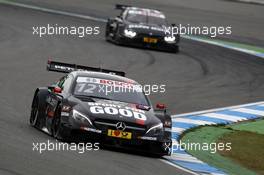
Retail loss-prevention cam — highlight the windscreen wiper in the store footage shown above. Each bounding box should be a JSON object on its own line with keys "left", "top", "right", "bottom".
{"left": 84, "top": 95, "right": 112, "bottom": 101}
{"left": 74, "top": 95, "right": 95, "bottom": 102}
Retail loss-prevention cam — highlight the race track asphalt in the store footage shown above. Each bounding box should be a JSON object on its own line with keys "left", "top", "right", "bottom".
{"left": 0, "top": 1, "right": 263, "bottom": 175}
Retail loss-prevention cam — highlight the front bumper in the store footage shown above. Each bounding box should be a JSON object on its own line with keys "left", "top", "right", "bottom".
{"left": 60, "top": 116, "right": 171, "bottom": 155}
{"left": 117, "top": 33, "right": 179, "bottom": 52}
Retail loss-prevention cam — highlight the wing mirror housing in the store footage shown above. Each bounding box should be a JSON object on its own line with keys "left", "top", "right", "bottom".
{"left": 156, "top": 103, "right": 166, "bottom": 110}
{"left": 155, "top": 103, "right": 167, "bottom": 114}
{"left": 53, "top": 86, "right": 62, "bottom": 93}
{"left": 48, "top": 85, "right": 62, "bottom": 94}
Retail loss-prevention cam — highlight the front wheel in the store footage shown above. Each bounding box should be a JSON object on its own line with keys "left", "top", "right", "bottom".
{"left": 52, "top": 106, "right": 68, "bottom": 141}
{"left": 172, "top": 45, "right": 179, "bottom": 53}
{"left": 105, "top": 23, "right": 111, "bottom": 41}
{"left": 148, "top": 142, "right": 170, "bottom": 157}
{"left": 52, "top": 108, "right": 61, "bottom": 137}
{"left": 30, "top": 96, "right": 41, "bottom": 128}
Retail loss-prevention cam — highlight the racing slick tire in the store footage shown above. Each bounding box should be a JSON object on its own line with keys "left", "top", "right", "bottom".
{"left": 105, "top": 22, "right": 111, "bottom": 41}
{"left": 51, "top": 105, "right": 73, "bottom": 142}
{"left": 52, "top": 106, "right": 67, "bottom": 141}
{"left": 29, "top": 92, "right": 46, "bottom": 129}
{"left": 112, "top": 30, "right": 121, "bottom": 45}
{"left": 149, "top": 142, "right": 170, "bottom": 157}
{"left": 105, "top": 19, "right": 117, "bottom": 43}
{"left": 173, "top": 45, "right": 179, "bottom": 53}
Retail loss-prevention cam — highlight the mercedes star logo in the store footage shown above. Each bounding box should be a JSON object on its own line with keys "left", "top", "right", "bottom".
{"left": 116, "top": 122, "right": 126, "bottom": 131}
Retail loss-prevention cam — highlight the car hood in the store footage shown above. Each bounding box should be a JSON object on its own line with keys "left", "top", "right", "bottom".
{"left": 72, "top": 98, "right": 161, "bottom": 127}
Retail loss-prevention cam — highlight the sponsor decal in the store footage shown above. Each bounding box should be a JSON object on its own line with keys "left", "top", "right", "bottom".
{"left": 81, "top": 127, "right": 102, "bottom": 133}
{"left": 116, "top": 122, "right": 126, "bottom": 131}
{"left": 88, "top": 102, "right": 147, "bottom": 121}
{"left": 54, "top": 65, "right": 75, "bottom": 72}
{"left": 128, "top": 24, "right": 166, "bottom": 32}
{"left": 107, "top": 129, "right": 132, "bottom": 139}
{"left": 136, "top": 119, "right": 145, "bottom": 125}
{"left": 61, "top": 112, "right": 70, "bottom": 116}
{"left": 138, "top": 136, "right": 157, "bottom": 141}
{"left": 76, "top": 76, "right": 136, "bottom": 89}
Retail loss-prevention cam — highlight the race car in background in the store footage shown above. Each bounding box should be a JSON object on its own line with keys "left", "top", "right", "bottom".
{"left": 29, "top": 60, "right": 172, "bottom": 156}
{"left": 105, "top": 4, "right": 180, "bottom": 53}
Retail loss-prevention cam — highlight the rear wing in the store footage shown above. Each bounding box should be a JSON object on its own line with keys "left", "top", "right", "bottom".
{"left": 46, "top": 60, "right": 126, "bottom": 77}
{"left": 115, "top": 4, "right": 131, "bottom": 10}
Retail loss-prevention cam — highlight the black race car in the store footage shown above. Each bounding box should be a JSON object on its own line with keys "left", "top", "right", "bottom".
{"left": 30, "top": 60, "right": 172, "bottom": 156}
{"left": 105, "top": 4, "right": 180, "bottom": 53}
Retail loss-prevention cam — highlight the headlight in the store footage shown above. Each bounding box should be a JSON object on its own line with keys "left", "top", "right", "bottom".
{"left": 164, "top": 36, "right": 176, "bottom": 43}
{"left": 124, "top": 29, "right": 137, "bottom": 38}
{"left": 146, "top": 123, "right": 163, "bottom": 135}
{"left": 72, "top": 109, "right": 92, "bottom": 126}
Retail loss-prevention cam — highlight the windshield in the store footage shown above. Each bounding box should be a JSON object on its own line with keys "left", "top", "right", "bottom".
{"left": 126, "top": 9, "right": 167, "bottom": 25}
{"left": 148, "top": 16, "right": 167, "bottom": 26}
{"left": 73, "top": 76, "right": 150, "bottom": 106}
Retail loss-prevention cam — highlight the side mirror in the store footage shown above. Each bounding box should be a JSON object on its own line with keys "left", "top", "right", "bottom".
{"left": 116, "top": 16, "right": 122, "bottom": 22}
{"left": 48, "top": 85, "right": 62, "bottom": 94}
{"left": 156, "top": 103, "right": 166, "bottom": 110}
{"left": 53, "top": 86, "right": 62, "bottom": 93}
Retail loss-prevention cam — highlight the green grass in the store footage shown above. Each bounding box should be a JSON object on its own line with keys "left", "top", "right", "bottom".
{"left": 218, "top": 130, "right": 264, "bottom": 175}
{"left": 182, "top": 120, "right": 264, "bottom": 174}
{"left": 181, "top": 126, "right": 257, "bottom": 175}
{"left": 230, "top": 119, "right": 264, "bottom": 135}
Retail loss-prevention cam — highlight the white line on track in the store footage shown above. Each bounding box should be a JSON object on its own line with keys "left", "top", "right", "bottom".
{"left": 172, "top": 101, "right": 264, "bottom": 118}
{"left": 172, "top": 118, "right": 216, "bottom": 125}
{"left": 0, "top": 0, "right": 107, "bottom": 22}
{"left": 235, "top": 0, "right": 264, "bottom": 5}
{"left": 172, "top": 139, "right": 179, "bottom": 145}
{"left": 0, "top": 1, "right": 201, "bottom": 174}
{"left": 1, "top": 0, "right": 263, "bottom": 60}
{"left": 200, "top": 113, "right": 246, "bottom": 122}
{"left": 182, "top": 35, "right": 264, "bottom": 59}
{"left": 171, "top": 127, "right": 186, "bottom": 133}
{"left": 170, "top": 154, "right": 205, "bottom": 164}
{"left": 232, "top": 108, "right": 264, "bottom": 116}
